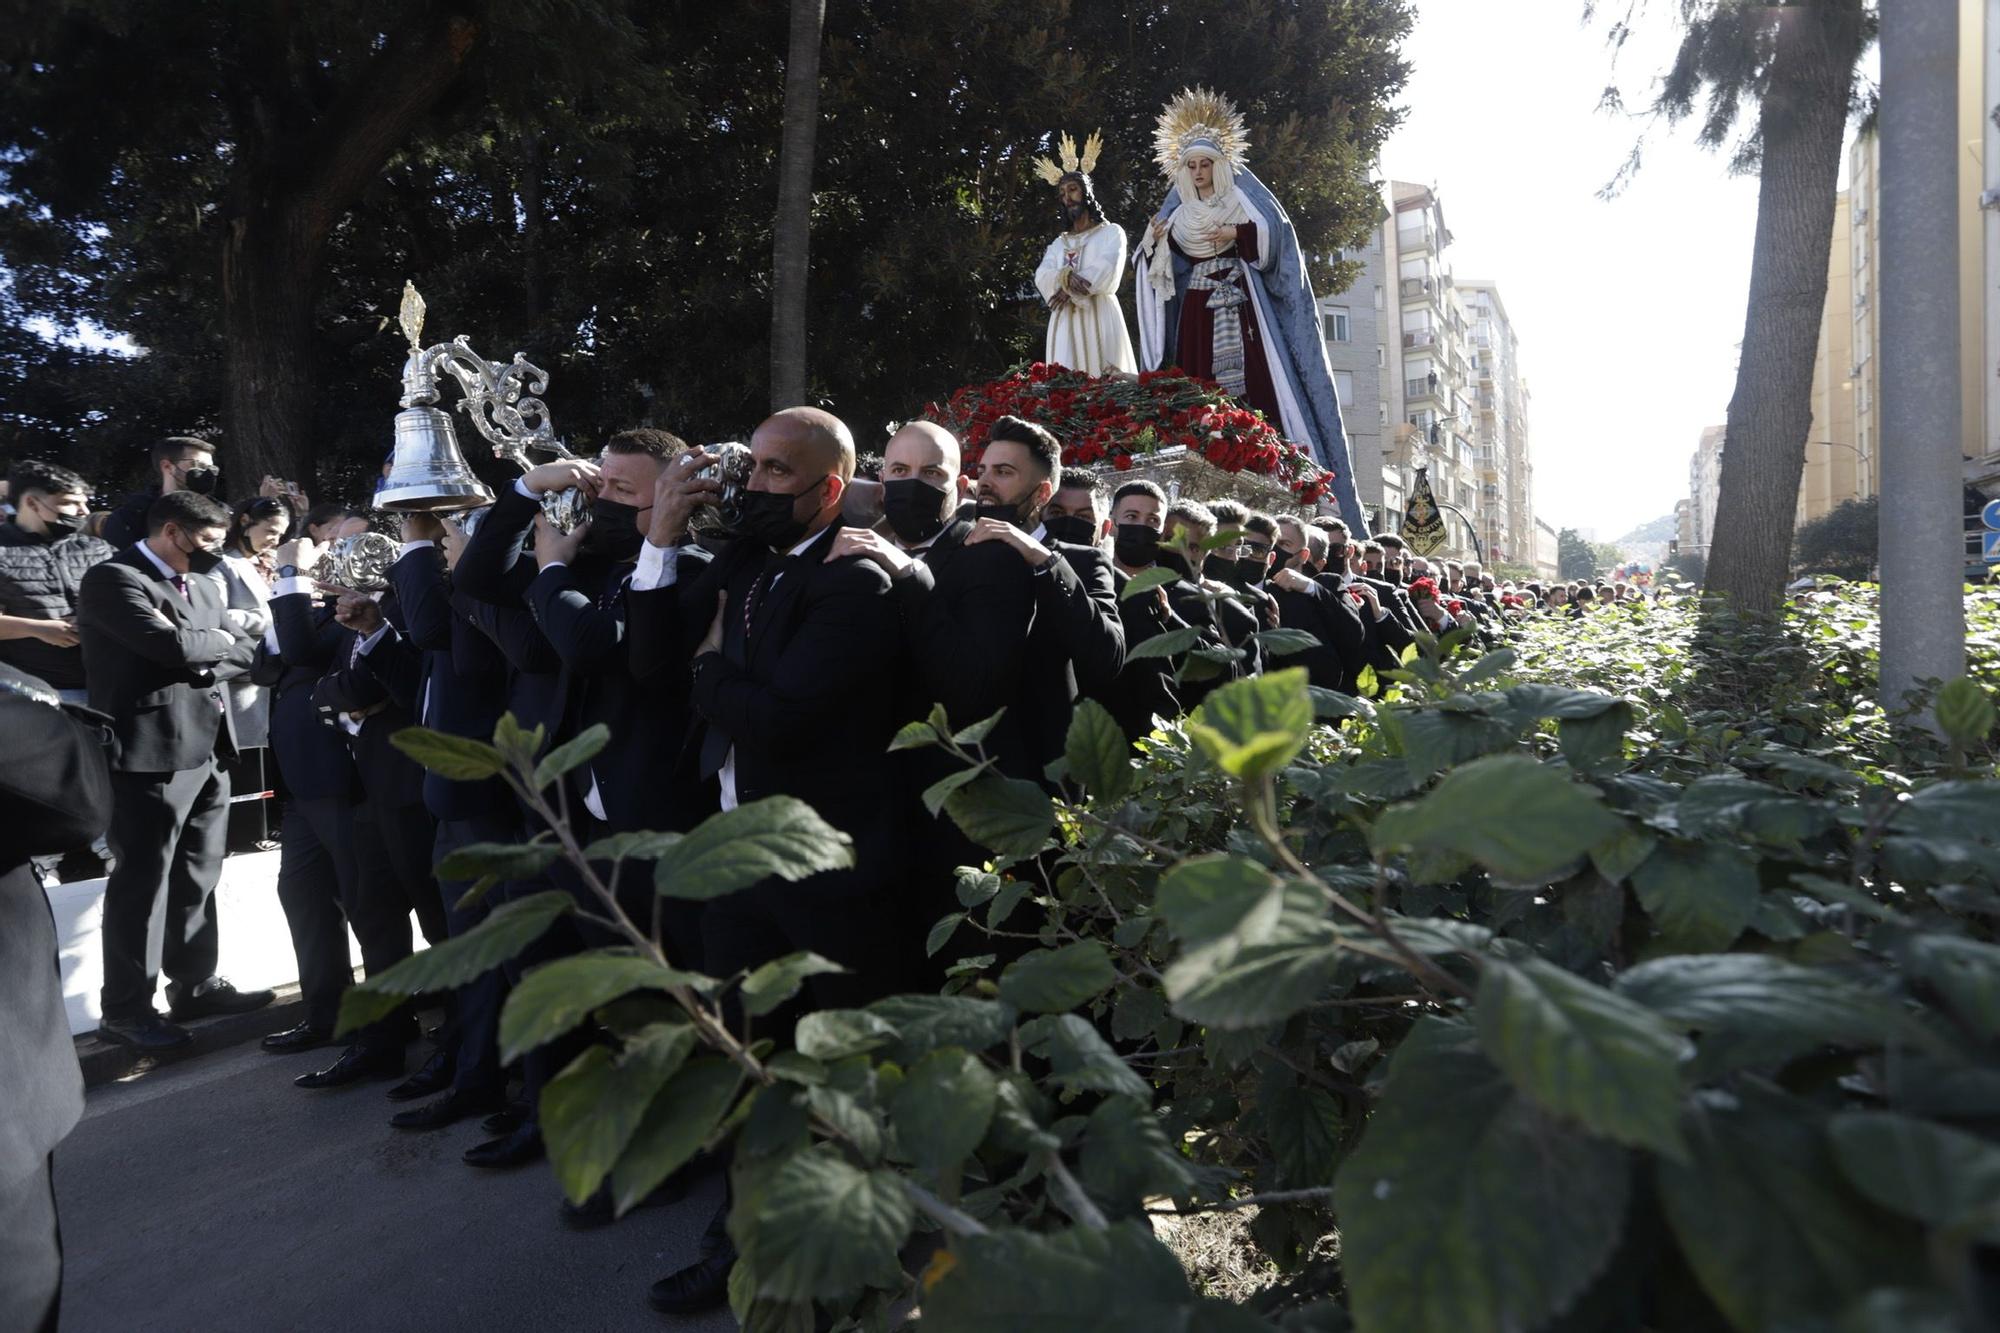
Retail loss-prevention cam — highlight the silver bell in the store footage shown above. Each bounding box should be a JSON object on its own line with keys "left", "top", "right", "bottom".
{"left": 375, "top": 406, "right": 496, "bottom": 513}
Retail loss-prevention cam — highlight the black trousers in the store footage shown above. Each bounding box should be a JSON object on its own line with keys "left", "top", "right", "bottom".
{"left": 356, "top": 791, "right": 445, "bottom": 948}
{"left": 0, "top": 1153, "right": 59, "bottom": 1333}
{"left": 434, "top": 814, "right": 516, "bottom": 1097}
{"left": 100, "top": 761, "right": 227, "bottom": 1021}
{"left": 273, "top": 796, "right": 360, "bottom": 1033}
{"left": 702, "top": 878, "right": 898, "bottom": 1041}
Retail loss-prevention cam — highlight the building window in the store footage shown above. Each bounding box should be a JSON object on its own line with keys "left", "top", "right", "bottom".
{"left": 1325, "top": 307, "right": 1351, "bottom": 342}
{"left": 1376, "top": 345, "right": 1387, "bottom": 368}
{"left": 1378, "top": 401, "right": 1389, "bottom": 427}
{"left": 1332, "top": 370, "right": 1355, "bottom": 408}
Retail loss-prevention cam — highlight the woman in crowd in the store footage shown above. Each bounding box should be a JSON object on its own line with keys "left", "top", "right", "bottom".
{"left": 215, "top": 494, "right": 293, "bottom": 751}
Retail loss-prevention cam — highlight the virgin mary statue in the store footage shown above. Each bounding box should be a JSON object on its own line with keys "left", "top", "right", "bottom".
{"left": 1134, "top": 88, "right": 1370, "bottom": 535}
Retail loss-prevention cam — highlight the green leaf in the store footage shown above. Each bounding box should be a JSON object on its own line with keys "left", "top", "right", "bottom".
{"left": 1128, "top": 626, "right": 1203, "bottom": 659}
{"left": 922, "top": 1221, "right": 1239, "bottom": 1332}
{"left": 389, "top": 725, "right": 507, "bottom": 780}
{"left": 734, "top": 1148, "right": 914, "bottom": 1303}
{"left": 582, "top": 830, "right": 681, "bottom": 862}
{"left": 926, "top": 911, "right": 965, "bottom": 957}
{"left": 793, "top": 1008, "right": 897, "bottom": 1062}
{"left": 1370, "top": 754, "right": 1626, "bottom": 884}
{"left": 1262, "top": 1075, "right": 1343, "bottom": 1188}
{"left": 1154, "top": 854, "right": 1280, "bottom": 946}
{"left": 953, "top": 708, "right": 1006, "bottom": 747}
{"left": 864, "top": 994, "right": 1015, "bottom": 1066}
{"left": 434, "top": 839, "right": 558, "bottom": 883}
{"left": 1827, "top": 1110, "right": 2000, "bottom": 1243}
{"left": 531, "top": 722, "right": 609, "bottom": 791}
{"left": 1081, "top": 1095, "right": 1194, "bottom": 1212}
{"left": 1455, "top": 647, "right": 1518, "bottom": 686}
{"left": 1397, "top": 708, "right": 1515, "bottom": 778}
{"left": 541, "top": 1025, "right": 696, "bottom": 1204}
{"left": 1254, "top": 627, "right": 1322, "bottom": 657}
{"left": 739, "top": 951, "right": 846, "bottom": 1019}
{"left": 653, "top": 796, "right": 855, "bottom": 901}
{"left": 1897, "top": 932, "right": 2000, "bottom": 1039}
{"left": 1558, "top": 701, "right": 1633, "bottom": 771}
{"left": 1064, "top": 698, "right": 1133, "bottom": 800}
{"left": 944, "top": 774, "right": 1054, "bottom": 864}
{"left": 888, "top": 719, "right": 941, "bottom": 752}
{"left": 1892, "top": 781, "right": 2000, "bottom": 840}
{"left": 1934, "top": 676, "right": 1996, "bottom": 746}
{"left": 1588, "top": 825, "right": 1657, "bottom": 883}
{"left": 336, "top": 891, "right": 572, "bottom": 1036}
{"left": 1166, "top": 880, "right": 1342, "bottom": 1030}
{"left": 1336, "top": 1018, "right": 1631, "bottom": 1333}
{"left": 920, "top": 759, "right": 994, "bottom": 818}
{"left": 607, "top": 1056, "right": 743, "bottom": 1215}
{"left": 1119, "top": 565, "right": 1178, "bottom": 600}
{"left": 1615, "top": 953, "right": 1917, "bottom": 1071}
{"left": 1186, "top": 667, "right": 1313, "bottom": 780}
{"left": 999, "top": 941, "right": 1118, "bottom": 1013}
{"left": 492, "top": 711, "right": 546, "bottom": 763}
{"left": 1675, "top": 774, "right": 1830, "bottom": 843}
{"left": 1657, "top": 1085, "right": 1921, "bottom": 1332}
{"left": 954, "top": 867, "right": 1002, "bottom": 907}
{"left": 888, "top": 1047, "right": 997, "bottom": 1175}
{"left": 499, "top": 951, "right": 711, "bottom": 1063}
{"left": 1475, "top": 955, "right": 1689, "bottom": 1158}
{"left": 1630, "top": 843, "right": 1760, "bottom": 952}
{"left": 1020, "top": 1014, "right": 1150, "bottom": 1100}
{"left": 988, "top": 876, "right": 1030, "bottom": 928}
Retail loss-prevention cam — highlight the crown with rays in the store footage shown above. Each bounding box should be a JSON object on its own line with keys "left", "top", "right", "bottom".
{"left": 1032, "top": 129, "right": 1104, "bottom": 187}
{"left": 1152, "top": 86, "right": 1249, "bottom": 178}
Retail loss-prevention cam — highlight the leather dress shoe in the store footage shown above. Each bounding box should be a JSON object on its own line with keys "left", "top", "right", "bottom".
{"left": 385, "top": 1045, "right": 455, "bottom": 1102}
{"left": 463, "top": 1121, "right": 543, "bottom": 1169}
{"left": 389, "top": 1086, "right": 505, "bottom": 1132}
{"left": 167, "top": 977, "right": 276, "bottom": 1020}
{"left": 261, "top": 1022, "right": 334, "bottom": 1054}
{"left": 481, "top": 1103, "right": 528, "bottom": 1136}
{"left": 648, "top": 1237, "right": 736, "bottom": 1315}
{"left": 295, "top": 1044, "right": 404, "bottom": 1089}
{"left": 98, "top": 1014, "right": 194, "bottom": 1053}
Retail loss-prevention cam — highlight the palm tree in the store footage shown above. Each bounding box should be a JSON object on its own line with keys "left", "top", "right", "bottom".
{"left": 769, "top": 0, "right": 826, "bottom": 410}
{"left": 1597, "top": 1, "right": 1876, "bottom": 614}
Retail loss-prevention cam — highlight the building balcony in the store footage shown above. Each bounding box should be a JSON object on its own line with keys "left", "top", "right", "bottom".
{"left": 1396, "top": 228, "right": 1436, "bottom": 256}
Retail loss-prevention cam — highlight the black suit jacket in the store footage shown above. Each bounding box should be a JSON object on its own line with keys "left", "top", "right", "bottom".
{"left": 265, "top": 590, "right": 364, "bottom": 801}
{"left": 628, "top": 523, "right": 903, "bottom": 894}
{"left": 1266, "top": 576, "right": 1367, "bottom": 694}
{"left": 452, "top": 485, "right": 568, "bottom": 742}
{"left": 309, "top": 592, "right": 424, "bottom": 808}
{"left": 379, "top": 546, "right": 511, "bottom": 822}
{"left": 78, "top": 546, "right": 254, "bottom": 772}
{"left": 1166, "top": 574, "right": 1262, "bottom": 709}
{"left": 0, "top": 667, "right": 112, "bottom": 1180}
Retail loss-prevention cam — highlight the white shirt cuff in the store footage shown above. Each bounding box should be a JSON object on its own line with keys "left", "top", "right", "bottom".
{"left": 399, "top": 540, "right": 436, "bottom": 558}
{"left": 357, "top": 623, "right": 394, "bottom": 655}
{"left": 631, "top": 541, "right": 679, "bottom": 591}
{"left": 274, "top": 576, "right": 314, "bottom": 598}
{"left": 513, "top": 477, "right": 537, "bottom": 500}
{"left": 540, "top": 560, "right": 566, "bottom": 572}
{"left": 263, "top": 626, "right": 282, "bottom": 655}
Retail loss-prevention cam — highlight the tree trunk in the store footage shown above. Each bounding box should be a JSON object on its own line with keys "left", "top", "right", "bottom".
{"left": 214, "top": 6, "right": 480, "bottom": 492}
{"left": 1703, "top": 0, "right": 1869, "bottom": 614}
{"left": 769, "top": 0, "right": 826, "bottom": 410}
{"left": 1876, "top": 0, "right": 1967, "bottom": 715}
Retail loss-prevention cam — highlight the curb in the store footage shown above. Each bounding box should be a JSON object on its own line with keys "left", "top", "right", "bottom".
{"left": 76, "top": 984, "right": 309, "bottom": 1089}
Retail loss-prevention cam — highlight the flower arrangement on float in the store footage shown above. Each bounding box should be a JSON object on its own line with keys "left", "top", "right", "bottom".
{"left": 921, "top": 362, "right": 1331, "bottom": 505}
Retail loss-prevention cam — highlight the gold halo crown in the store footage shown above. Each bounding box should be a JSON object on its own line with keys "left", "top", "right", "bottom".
{"left": 1152, "top": 86, "right": 1249, "bottom": 178}
{"left": 1033, "top": 129, "right": 1103, "bottom": 187}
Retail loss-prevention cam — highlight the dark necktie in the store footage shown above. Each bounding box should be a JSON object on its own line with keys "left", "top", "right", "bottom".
{"left": 171, "top": 573, "right": 189, "bottom": 600}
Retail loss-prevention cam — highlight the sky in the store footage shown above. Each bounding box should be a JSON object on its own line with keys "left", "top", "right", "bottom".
{"left": 1380, "top": 0, "right": 1765, "bottom": 539}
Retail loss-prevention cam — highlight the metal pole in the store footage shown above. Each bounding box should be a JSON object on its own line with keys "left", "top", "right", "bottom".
{"left": 1877, "top": 0, "right": 1967, "bottom": 716}
{"left": 1437, "top": 503, "right": 1485, "bottom": 563}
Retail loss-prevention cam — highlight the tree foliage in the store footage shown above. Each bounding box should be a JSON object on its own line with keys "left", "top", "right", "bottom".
{"left": 0, "top": 0, "right": 1411, "bottom": 496}
{"left": 359, "top": 582, "right": 2000, "bottom": 1330}
{"left": 1792, "top": 495, "right": 1877, "bottom": 579}
{"left": 1557, "top": 526, "right": 1600, "bottom": 580}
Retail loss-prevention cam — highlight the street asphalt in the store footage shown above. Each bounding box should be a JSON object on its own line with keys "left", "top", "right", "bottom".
{"left": 55, "top": 1039, "right": 736, "bottom": 1332}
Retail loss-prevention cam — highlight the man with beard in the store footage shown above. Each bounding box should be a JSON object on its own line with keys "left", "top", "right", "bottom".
{"left": 100, "top": 436, "right": 221, "bottom": 552}
{"left": 629, "top": 407, "right": 902, "bottom": 1316}
{"left": 1032, "top": 131, "right": 1136, "bottom": 376}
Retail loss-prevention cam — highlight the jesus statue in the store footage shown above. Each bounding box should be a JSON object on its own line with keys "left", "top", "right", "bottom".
{"left": 1134, "top": 88, "right": 1370, "bottom": 535}
{"left": 1032, "top": 130, "right": 1136, "bottom": 378}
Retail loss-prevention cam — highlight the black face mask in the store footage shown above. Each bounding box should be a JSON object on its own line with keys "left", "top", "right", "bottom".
{"left": 1203, "top": 553, "right": 1235, "bottom": 583}
{"left": 1113, "top": 523, "right": 1159, "bottom": 568}
{"left": 35, "top": 503, "right": 84, "bottom": 540}
{"left": 177, "top": 534, "right": 224, "bottom": 576}
{"left": 1159, "top": 548, "right": 1196, "bottom": 581}
{"left": 1041, "top": 514, "right": 1096, "bottom": 547}
{"left": 734, "top": 476, "right": 825, "bottom": 550}
{"left": 881, "top": 477, "right": 951, "bottom": 546}
{"left": 585, "top": 498, "right": 645, "bottom": 562}
{"left": 178, "top": 464, "right": 219, "bottom": 496}
{"left": 1236, "top": 555, "right": 1272, "bottom": 587}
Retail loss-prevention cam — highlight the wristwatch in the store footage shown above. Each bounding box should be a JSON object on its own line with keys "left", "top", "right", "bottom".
{"left": 276, "top": 564, "right": 300, "bottom": 578}
{"left": 1032, "top": 552, "right": 1061, "bottom": 577}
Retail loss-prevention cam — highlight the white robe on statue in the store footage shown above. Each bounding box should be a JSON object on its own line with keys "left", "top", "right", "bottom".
{"left": 1034, "top": 222, "right": 1137, "bottom": 376}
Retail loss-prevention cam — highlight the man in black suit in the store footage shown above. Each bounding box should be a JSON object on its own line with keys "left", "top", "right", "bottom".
{"left": 1097, "top": 480, "right": 1209, "bottom": 741}
{"left": 1246, "top": 512, "right": 1368, "bottom": 694}
{"left": 78, "top": 491, "right": 273, "bottom": 1051}
{"left": 1160, "top": 498, "right": 1263, "bottom": 704}
{"left": 256, "top": 517, "right": 369, "bottom": 1058}
{"left": 630, "top": 406, "right": 905, "bottom": 1315}
{"left": 0, "top": 665, "right": 112, "bottom": 1332}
